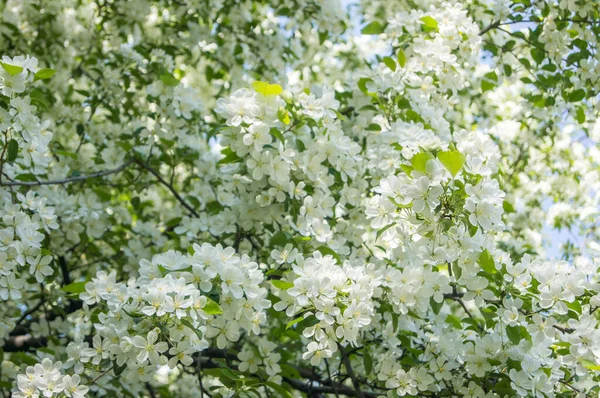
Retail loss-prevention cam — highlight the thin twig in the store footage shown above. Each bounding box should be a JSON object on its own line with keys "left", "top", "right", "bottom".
{"left": 479, "top": 20, "right": 501, "bottom": 35}
{"left": 338, "top": 344, "right": 365, "bottom": 398}
{"left": 90, "top": 366, "right": 113, "bottom": 384}
{"left": 133, "top": 159, "right": 199, "bottom": 217}
{"left": 0, "top": 159, "right": 135, "bottom": 187}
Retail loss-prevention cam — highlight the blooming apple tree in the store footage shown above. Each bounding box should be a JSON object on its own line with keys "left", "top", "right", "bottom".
{"left": 1, "top": 0, "right": 600, "bottom": 397}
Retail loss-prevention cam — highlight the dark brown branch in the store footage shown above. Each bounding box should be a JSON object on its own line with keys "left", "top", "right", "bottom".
{"left": 338, "top": 344, "right": 365, "bottom": 398}
{"left": 479, "top": 20, "right": 501, "bottom": 35}
{"left": 13, "top": 299, "right": 46, "bottom": 328}
{"left": 145, "top": 383, "right": 157, "bottom": 398}
{"left": 0, "top": 159, "right": 136, "bottom": 187}
{"left": 133, "top": 159, "right": 199, "bottom": 218}
{"left": 479, "top": 18, "right": 599, "bottom": 36}
{"left": 58, "top": 256, "right": 71, "bottom": 286}
{"left": 283, "top": 377, "right": 379, "bottom": 398}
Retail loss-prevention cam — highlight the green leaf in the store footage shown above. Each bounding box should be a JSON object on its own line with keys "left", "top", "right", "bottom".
{"left": 452, "top": 262, "right": 463, "bottom": 280}
{"left": 530, "top": 48, "right": 545, "bottom": 64}
{"left": 399, "top": 164, "right": 414, "bottom": 176}
{"left": 566, "top": 299, "right": 582, "bottom": 314}
{"left": 286, "top": 316, "right": 304, "bottom": 330}
{"left": 61, "top": 281, "right": 87, "bottom": 294}
{"left": 430, "top": 297, "right": 443, "bottom": 315}
{"left": 318, "top": 30, "right": 329, "bottom": 45}
{"left": 357, "top": 77, "right": 374, "bottom": 94}
{"left": 437, "top": 150, "right": 465, "bottom": 177}
{"left": 204, "top": 297, "right": 223, "bottom": 315}
{"left": 1, "top": 62, "right": 23, "bottom": 76}
{"left": 388, "top": 197, "right": 412, "bottom": 209}
{"left": 481, "top": 71, "right": 498, "bottom": 92}
{"left": 361, "top": 21, "right": 385, "bottom": 35}
{"left": 11, "top": 352, "right": 38, "bottom": 366}
{"left": 397, "top": 49, "right": 406, "bottom": 68}
{"left": 365, "top": 123, "right": 381, "bottom": 131}
{"left": 218, "top": 147, "right": 242, "bottom": 165}
{"left": 363, "top": 351, "right": 373, "bottom": 374}
{"left": 270, "top": 231, "right": 289, "bottom": 247}
{"left": 506, "top": 325, "right": 522, "bottom": 344}
{"left": 252, "top": 81, "right": 283, "bottom": 96}
{"left": 34, "top": 68, "right": 56, "bottom": 81}
{"left": 37, "top": 347, "right": 55, "bottom": 356}
{"left": 165, "top": 217, "right": 182, "bottom": 228}
{"left": 270, "top": 127, "right": 285, "bottom": 145}
{"left": 280, "top": 364, "right": 301, "bottom": 379}
{"left": 582, "top": 359, "right": 600, "bottom": 371}
{"left": 130, "top": 197, "right": 141, "bottom": 209}
{"left": 316, "top": 246, "right": 342, "bottom": 264}
{"left": 277, "top": 107, "right": 290, "bottom": 125}
{"left": 568, "top": 89, "right": 585, "bottom": 102}
{"left": 180, "top": 319, "right": 203, "bottom": 340}
{"left": 113, "top": 360, "right": 127, "bottom": 376}
{"left": 376, "top": 222, "right": 396, "bottom": 241}
{"left": 265, "top": 381, "right": 293, "bottom": 398}
{"left": 271, "top": 279, "right": 294, "bottom": 290}
{"left": 503, "top": 200, "right": 515, "bottom": 213}
{"left": 478, "top": 250, "right": 496, "bottom": 274}
{"left": 576, "top": 106, "right": 585, "bottom": 124}
{"left": 446, "top": 314, "right": 462, "bottom": 329}
{"left": 420, "top": 16, "right": 439, "bottom": 31}
{"left": 159, "top": 73, "right": 180, "bottom": 87}
{"left": 382, "top": 56, "right": 396, "bottom": 72}
{"left": 205, "top": 201, "right": 223, "bottom": 215}
{"left": 7, "top": 139, "right": 18, "bottom": 162}
{"left": 410, "top": 151, "right": 434, "bottom": 173}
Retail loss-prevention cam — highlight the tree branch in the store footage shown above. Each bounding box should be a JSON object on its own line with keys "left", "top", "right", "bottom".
{"left": 133, "top": 159, "right": 200, "bottom": 218}
{"left": 338, "top": 344, "right": 365, "bottom": 398}
{"left": 479, "top": 20, "right": 501, "bottom": 35}
{"left": 0, "top": 159, "right": 136, "bottom": 187}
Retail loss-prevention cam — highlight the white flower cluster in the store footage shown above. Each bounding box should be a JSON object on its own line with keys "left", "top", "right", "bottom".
{"left": 72, "top": 243, "right": 275, "bottom": 390}
{"left": 14, "top": 358, "right": 88, "bottom": 398}
{"left": 199, "top": 82, "right": 365, "bottom": 247}
{"left": 0, "top": 56, "right": 54, "bottom": 175}
{"left": 273, "top": 251, "right": 379, "bottom": 365}
{"left": 0, "top": 56, "right": 58, "bottom": 340}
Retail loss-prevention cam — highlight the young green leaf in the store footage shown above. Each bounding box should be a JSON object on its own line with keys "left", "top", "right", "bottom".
{"left": 271, "top": 279, "right": 294, "bottom": 290}
{"left": 506, "top": 325, "right": 522, "bottom": 345}
{"left": 1, "top": 62, "right": 23, "bottom": 76}
{"left": 437, "top": 150, "right": 465, "bottom": 177}
{"left": 420, "top": 16, "right": 439, "bottom": 31}
{"left": 316, "top": 246, "right": 342, "bottom": 264}
{"left": 252, "top": 81, "right": 282, "bottom": 96}
{"left": 159, "top": 73, "right": 180, "bottom": 87}
{"left": 478, "top": 250, "right": 496, "bottom": 274}
{"left": 410, "top": 151, "right": 434, "bottom": 173}
{"left": 361, "top": 21, "right": 385, "bottom": 35}
{"left": 382, "top": 56, "right": 396, "bottom": 72}
{"left": 34, "top": 68, "right": 56, "bottom": 81}
{"left": 204, "top": 297, "right": 223, "bottom": 315}
{"left": 397, "top": 49, "right": 407, "bottom": 67}
{"left": 61, "top": 281, "right": 87, "bottom": 294}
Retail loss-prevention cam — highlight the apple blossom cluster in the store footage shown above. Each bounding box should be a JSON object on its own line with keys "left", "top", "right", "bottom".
{"left": 273, "top": 251, "right": 379, "bottom": 365}
{"left": 13, "top": 358, "right": 88, "bottom": 398}
{"left": 0, "top": 56, "right": 59, "bottom": 341}
{"left": 200, "top": 82, "right": 365, "bottom": 249}
{"left": 64, "top": 243, "right": 274, "bottom": 395}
